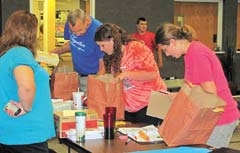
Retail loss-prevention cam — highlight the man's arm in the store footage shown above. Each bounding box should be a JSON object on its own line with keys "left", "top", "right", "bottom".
{"left": 97, "top": 59, "right": 106, "bottom": 75}
{"left": 51, "top": 41, "right": 70, "bottom": 54}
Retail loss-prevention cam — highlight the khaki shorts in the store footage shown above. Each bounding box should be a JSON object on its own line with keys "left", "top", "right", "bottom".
{"left": 206, "top": 119, "right": 239, "bottom": 148}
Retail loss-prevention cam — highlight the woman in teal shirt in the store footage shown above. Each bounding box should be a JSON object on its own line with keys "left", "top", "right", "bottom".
{"left": 0, "top": 10, "right": 55, "bottom": 152}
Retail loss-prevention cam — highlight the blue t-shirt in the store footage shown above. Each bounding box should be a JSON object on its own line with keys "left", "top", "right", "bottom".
{"left": 64, "top": 17, "right": 104, "bottom": 75}
{"left": 0, "top": 47, "right": 56, "bottom": 144}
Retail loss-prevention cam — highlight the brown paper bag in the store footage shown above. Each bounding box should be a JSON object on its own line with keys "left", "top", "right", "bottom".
{"left": 159, "top": 83, "right": 226, "bottom": 146}
{"left": 51, "top": 72, "right": 79, "bottom": 100}
{"left": 87, "top": 74, "right": 125, "bottom": 120}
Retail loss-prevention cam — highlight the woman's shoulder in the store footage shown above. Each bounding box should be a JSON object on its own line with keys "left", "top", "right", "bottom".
{"left": 125, "top": 41, "right": 152, "bottom": 57}
{"left": 127, "top": 40, "right": 145, "bottom": 48}
{"left": 125, "top": 41, "right": 143, "bottom": 52}
{"left": 7, "top": 47, "right": 36, "bottom": 66}
{"left": 186, "top": 41, "right": 216, "bottom": 64}
{"left": 190, "top": 41, "right": 211, "bottom": 50}
{"left": 1, "top": 47, "right": 36, "bottom": 70}
{"left": 8, "top": 46, "right": 33, "bottom": 57}
{"left": 189, "top": 41, "right": 213, "bottom": 54}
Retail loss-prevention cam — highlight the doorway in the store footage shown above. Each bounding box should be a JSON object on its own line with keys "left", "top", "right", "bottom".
{"left": 174, "top": 1, "right": 219, "bottom": 50}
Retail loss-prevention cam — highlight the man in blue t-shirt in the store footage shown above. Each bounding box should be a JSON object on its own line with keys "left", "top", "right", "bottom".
{"left": 52, "top": 9, "right": 105, "bottom": 92}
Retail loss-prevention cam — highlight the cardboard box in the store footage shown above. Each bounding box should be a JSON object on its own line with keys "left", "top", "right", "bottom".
{"left": 147, "top": 91, "right": 172, "bottom": 119}
{"left": 36, "top": 51, "right": 59, "bottom": 66}
{"left": 52, "top": 101, "right": 72, "bottom": 112}
{"left": 54, "top": 109, "right": 98, "bottom": 138}
{"left": 150, "top": 84, "right": 225, "bottom": 146}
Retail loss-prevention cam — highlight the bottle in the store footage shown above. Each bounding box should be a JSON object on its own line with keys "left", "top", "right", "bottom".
{"left": 103, "top": 113, "right": 115, "bottom": 139}
{"left": 75, "top": 111, "right": 86, "bottom": 142}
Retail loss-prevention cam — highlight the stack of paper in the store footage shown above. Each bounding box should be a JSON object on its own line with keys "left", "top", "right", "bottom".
{"left": 35, "top": 51, "right": 59, "bottom": 66}
{"left": 52, "top": 101, "right": 72, "bottom": 112}
{"left": 117, "top": 125, "right": 163, "bottom": 143}
{"left": 66, "top": 128, "right": 104, "bottom": 141}
{"left": 85, "top": 128, "right": 104, "bottom": 139}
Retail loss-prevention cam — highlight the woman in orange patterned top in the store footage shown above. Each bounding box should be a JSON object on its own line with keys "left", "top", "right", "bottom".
{"left": 94, "top": 23, "right": 166, "bottom": 126}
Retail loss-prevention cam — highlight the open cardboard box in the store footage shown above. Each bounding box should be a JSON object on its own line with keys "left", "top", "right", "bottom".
{"left": 147, "top": 91, "right": 172, "bottom": 119}
{"left": 54, "top": 109, "right": 98, "bottom": 138}
{"left": 147, "top": 82, "right": 226, "bottom": 120}
{"left": 35, "top": 50, "right": 59, "bottom": 66}
{"left": 147, "top": 84, "right": 226, "bottom": 146}
{"left": 147, "top": 79, "right": 184, "bottom": 119}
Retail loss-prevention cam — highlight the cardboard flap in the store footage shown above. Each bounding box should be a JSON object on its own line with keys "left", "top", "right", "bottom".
{"left": 179, "top": 83, "right": 192, "bottom": 95}
{"left": 35, "top": 50, "right": 59, "bottom": 66}
{"left": 181, "top": 83, "right": 226, "bottom": 108}
{"left": 147, "top": 91, "right": 172, "bottom": 119}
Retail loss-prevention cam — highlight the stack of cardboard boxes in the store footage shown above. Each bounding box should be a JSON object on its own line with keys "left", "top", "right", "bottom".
{"left": 54, "top": 109, "right": 98, "bottom": 138}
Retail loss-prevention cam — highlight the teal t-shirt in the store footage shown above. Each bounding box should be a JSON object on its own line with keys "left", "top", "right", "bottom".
{"left": 0, "top": 46, "right": 55, "bottom": 144}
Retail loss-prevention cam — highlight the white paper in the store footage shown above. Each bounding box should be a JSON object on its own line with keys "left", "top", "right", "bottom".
{"left": 117, "top": 125, "right": 163, "bottom": 143}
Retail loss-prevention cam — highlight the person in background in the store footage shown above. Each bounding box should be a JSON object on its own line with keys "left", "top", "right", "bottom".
{"left": 51, "top": 9, "right": 105, "bottom": 92}
{"left": 37, "top": 24, "right": 44, "bottom": 51}
{"left": 0, "top": 10, "right": 55, "bottom": 153}
{"left": 155, "top": 23, "right": 240, "bottom": 148}
{"left": 132, "top": 17, "right": 163, "bottom": 69}
{"left": 94, "top": 23, "right": 167, "bottom": 126}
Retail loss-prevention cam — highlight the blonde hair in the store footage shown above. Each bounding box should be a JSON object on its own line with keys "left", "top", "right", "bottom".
{"left": 155, "top": 23, "right": 197, "bottom": 45}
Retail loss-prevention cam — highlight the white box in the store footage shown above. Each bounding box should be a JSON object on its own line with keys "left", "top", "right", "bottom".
{"left": 36, "top": 51, "right": 59, "bottom": 66}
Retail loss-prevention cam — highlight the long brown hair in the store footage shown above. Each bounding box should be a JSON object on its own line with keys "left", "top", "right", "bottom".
{"left": 0, "top": 10, "right": 38, "bottom": 57}
{"left": 94, "top": 23, "right": 135, "bottom": 75}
